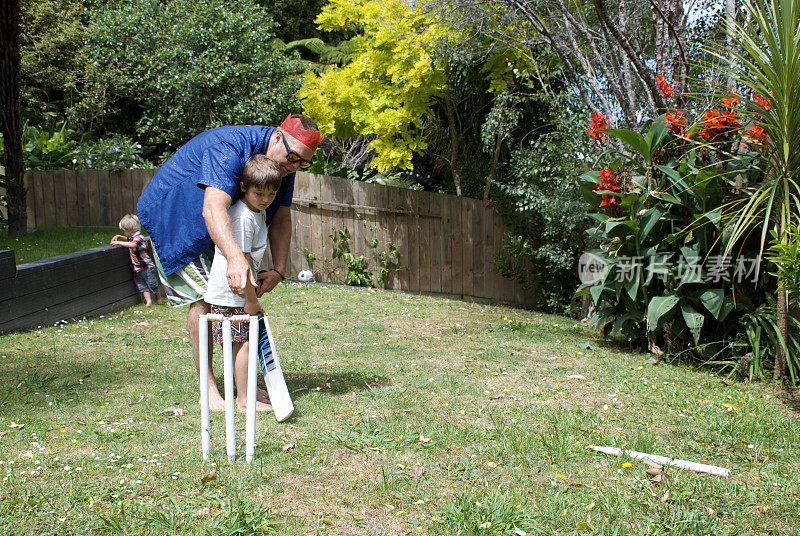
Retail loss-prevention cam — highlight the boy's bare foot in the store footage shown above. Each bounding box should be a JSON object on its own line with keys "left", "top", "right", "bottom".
{"left": 202, "top": 391, "right": 227, "bottom": 412}
{"left": 256, "top": 387, "right": 270, "bottom": 404}
{"left": 236, "top": 399, "right": 273, "bottom": 413}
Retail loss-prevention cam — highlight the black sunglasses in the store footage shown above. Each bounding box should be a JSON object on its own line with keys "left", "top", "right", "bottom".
{"left": 280, "top": 134, "right": 313, "bottom": 169}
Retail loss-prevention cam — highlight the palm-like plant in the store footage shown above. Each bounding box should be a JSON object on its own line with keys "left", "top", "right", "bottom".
{"left": 710, "top": 0, "right": 800, "bottom": 380}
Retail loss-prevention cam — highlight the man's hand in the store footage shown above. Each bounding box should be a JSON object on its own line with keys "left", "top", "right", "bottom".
{"left": 256, "top": 270, "right": 282, "bottom": 297}
{"left": 226, "top": 255, "right": 257, "bottom": 297}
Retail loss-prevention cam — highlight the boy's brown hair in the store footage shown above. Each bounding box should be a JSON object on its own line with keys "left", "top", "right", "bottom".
{"left": 119, "top": 214, "right": 142, "bottom": 233}
{"left": 241, "top": 154, "right": 282, "bottom": 192}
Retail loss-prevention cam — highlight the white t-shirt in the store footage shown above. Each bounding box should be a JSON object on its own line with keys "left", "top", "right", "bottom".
{"left": 204, "top": 200, "right": 268, "bottom": 307}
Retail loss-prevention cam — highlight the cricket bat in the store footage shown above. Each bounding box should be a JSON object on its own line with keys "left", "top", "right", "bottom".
{"left": 255, "top": 312, "right": 294, "bottom": 422}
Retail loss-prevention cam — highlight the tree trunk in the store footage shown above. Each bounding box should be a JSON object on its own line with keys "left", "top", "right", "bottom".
{"left": 1, "top": 0, "right": 26, "bottom": 236}
{"left": 484, "top": 134, "right": 502, "bottom": 201}
{"left": 725, "top": 0, "right": 738, "bottom": 93}
{"left": 775, "top": 287, "right": 788, "bottom": 381}
{"left": 443, "top": 88, "right": 463, "bottom": 197}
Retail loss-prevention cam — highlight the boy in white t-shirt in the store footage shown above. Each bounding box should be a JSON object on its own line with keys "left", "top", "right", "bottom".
{"left": 205, "top": 154, "right": 282, "bottom": 413}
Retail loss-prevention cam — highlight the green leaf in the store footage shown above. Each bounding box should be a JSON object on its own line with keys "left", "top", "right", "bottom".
{"left": 717, "top": 295, "right": 736, "bottom": 324}
{"left": 605, "top": 128, "right": 650, "bottom": 161}
{"left": 637, "top": 207, "right": 665, "bottom": 242}
{"left": 646, "top": 295, "right": 679, "bottom": 331}
{"left": 680, "top": 303, "right": 705, "bottom": 344}
{"left": 649, "top": 191, "right": 682, "bottom": 205}
{"left": 698, "top": 288, "right": 724, "bottom": 319}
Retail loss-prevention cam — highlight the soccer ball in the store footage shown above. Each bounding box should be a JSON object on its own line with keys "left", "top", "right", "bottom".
{"left": 298, "top": 269, "right": 313, "bottom": 282}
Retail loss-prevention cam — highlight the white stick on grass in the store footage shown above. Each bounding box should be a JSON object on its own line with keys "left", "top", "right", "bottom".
{"left": 588, "top": 445, "right": 731, "bottom": 477}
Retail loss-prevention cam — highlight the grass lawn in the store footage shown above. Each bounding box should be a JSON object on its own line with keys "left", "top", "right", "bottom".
{"left": 1, "top": 283, "right": 798, "bottom": 535}
{"left": 1, "top": 227, "right": 118, "bottom": 264}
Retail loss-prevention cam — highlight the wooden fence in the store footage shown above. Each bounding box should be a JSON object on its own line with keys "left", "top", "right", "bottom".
{"left": 22, "top": 170, "right": 536, "bottom": 307}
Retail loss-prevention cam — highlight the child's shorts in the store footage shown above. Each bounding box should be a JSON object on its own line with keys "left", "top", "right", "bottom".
{"left": 210, "top": 304, "right": 251, "bottom": 344}
{"left": 133, "top": 266, "right": 160, "bottom": 294}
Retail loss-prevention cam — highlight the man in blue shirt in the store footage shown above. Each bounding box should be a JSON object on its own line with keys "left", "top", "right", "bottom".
{"left": 137, "top": 114, "right": 321, "bottom": 411}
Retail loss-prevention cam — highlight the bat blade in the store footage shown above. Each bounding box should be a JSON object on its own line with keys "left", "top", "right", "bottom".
{"left": 256, "top": 313, "right": 294, "bottom": 422}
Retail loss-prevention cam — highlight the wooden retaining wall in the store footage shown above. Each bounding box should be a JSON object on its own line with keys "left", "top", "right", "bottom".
{"left": 0, "top": 246, "right": 140, "bottom": 334}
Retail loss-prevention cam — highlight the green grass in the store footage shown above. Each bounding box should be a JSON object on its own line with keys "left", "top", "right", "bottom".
{"left": 1, "top": 284, "right": 798, "bottom": 535}
{"left": 0, "top": 227, "right": 117, "bottom": 264}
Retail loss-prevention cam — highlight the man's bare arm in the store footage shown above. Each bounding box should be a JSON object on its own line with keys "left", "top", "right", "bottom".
{"left": 202, "top": 187, "right": 256, "bottom": 296}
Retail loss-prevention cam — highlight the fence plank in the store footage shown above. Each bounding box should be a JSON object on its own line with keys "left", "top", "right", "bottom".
{"left": 451, "top": 196, "right": 463, "bottom": 297}
{"left": 292, "top": 172, "right": 310, "bottom": 274}
{"left": 429, "top": 192, "right": 442, "bottom": 294}
{"left": 307, "top": 174, "right": 324, "bottom": 281}
{"left": 75, "top": 169, "right": 89, "bottom": 225}
{"left": 106, "top": 171, "right": 119, "bottom": 225}
{"left": 401, "top": 187, "right": 418, "bottom": 291}
{"left": 417, "top": 191, "right": 431, "bottom": 292}
{"left": 85, "top": 170, "right": 100, "bottom": 227}
{"left": 62, "top": 170, "right": 77, "bottom": 225}
{"left": 24, "top": 172, "right": 35, "bottom": 228}
{"left": 461, "top": 198, "right": 474, "bottom": 297}
{"left": 30, "top": 171, "right": 44, "bottom": 228}
{"left": 318, "top": 174, "right": 336, "bottom": 282}
{"left": 97, "top": 170, "right": 111, "bottom": 226}
{"left": 440, "top": 194, "right": 454, "bottom": 295}
{"left": 350, "top": 180, "right": 368, "bottom": 281}
{"left": 470, "top": 199, "right": 484, "bottom": 297}
{"left": 121, "top": 169, "right": 134, "bottom": 216}
{"left": 53, "top": 171, "right": 68, "bottom": 227}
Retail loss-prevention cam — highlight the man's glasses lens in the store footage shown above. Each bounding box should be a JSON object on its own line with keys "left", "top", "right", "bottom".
{"left": 281, "top": 135, "right": 313, "bottom": 169}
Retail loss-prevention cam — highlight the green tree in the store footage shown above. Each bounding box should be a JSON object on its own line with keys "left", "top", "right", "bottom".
{"left": 84, "top": 0, "right": 303, "bottom": 160}
{"left": 714, "top": 0, "right": 800, "bottom": 381}
{"left": 299, "top": 0, "right": 449, "bottom": 173}
{"left": 19, "top": 0, "right": 87, "bottom": 129}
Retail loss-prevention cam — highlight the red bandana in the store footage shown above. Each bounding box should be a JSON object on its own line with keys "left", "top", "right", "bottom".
{"left": 280, "top": 114, "right": 323, "bottom": 150}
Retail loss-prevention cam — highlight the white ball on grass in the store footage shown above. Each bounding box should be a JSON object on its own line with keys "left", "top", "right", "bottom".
{"left": 298, "top": 270, "right": 313, "bottom": 282}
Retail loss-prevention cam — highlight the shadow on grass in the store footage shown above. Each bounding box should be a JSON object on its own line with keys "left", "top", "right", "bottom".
{"left": 779, "top": 388, "right": 800, "bottom": 419}
{"left": 285, "top": 371, "right": 391, "bottom": 399}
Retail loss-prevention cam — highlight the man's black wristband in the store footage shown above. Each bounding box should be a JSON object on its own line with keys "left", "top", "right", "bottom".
{"left": 271, "top": 268, "right": 285, "bottom": 281}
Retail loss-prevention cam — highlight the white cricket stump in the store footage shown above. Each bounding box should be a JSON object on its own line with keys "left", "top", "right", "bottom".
{"left": 199, "top": 313, "right": 259, "bottom": 463}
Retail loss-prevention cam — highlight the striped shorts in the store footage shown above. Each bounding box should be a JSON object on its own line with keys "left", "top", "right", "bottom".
{"left": 151, "top": 247, "right": 214, "bottom": 306}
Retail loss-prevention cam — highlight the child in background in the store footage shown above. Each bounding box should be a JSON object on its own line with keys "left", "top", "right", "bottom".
{"left": 204, "top": 154, "right": 282, "bottom": 413}
{"left": 111, "top": 214, "right": 163, "bottom": 306}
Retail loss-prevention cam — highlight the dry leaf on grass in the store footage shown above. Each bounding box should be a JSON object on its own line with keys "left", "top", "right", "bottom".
{"left": 193, "top": 507, "right": 211, "bottom": 517}
{"left": 200, "top": 470, "right": 217, "bottom": 485}
{"left": 282, "top": 442, "right": 296, "bottom": 453}
{"left": 164, "top": 406, "right": 187, "bottom": 417}
{"left": 9, "top": 422, "right": 24, "bottom": 429}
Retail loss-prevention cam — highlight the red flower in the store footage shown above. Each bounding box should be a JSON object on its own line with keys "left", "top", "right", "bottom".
{"left": 656, "top": 75, "right": 673, "bottom": 98}
{"left": 722, "top": 96, "right": 739, "bottom": 107}
{"left": 698, "top": 108, "right": 741, "bottom": 141}
{"left": 587, "top": 111, "right": 609, "bottom": 145}
{"left": 663, "top": 108, "right": 686, "bottom": 136}
{"left": 592, "top": 168, "right": 621, "bottom": 207}
{"left": 743, "top": 125, "right": 767, "bottom": 151}
{"left": 752, "top": 92, "right": 771, "bottom": 110}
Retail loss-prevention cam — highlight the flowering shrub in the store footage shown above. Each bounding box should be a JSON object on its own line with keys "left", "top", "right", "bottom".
{"left": 73, "top": 135, "right": 152, "bottom": 171}
{"left": 577, "top": 90, "right": 772, "bottom": 356}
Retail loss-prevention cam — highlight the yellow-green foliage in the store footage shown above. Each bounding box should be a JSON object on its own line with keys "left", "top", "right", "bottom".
{"left": 298, "top": 0, "right": 448, "bottom": 170}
